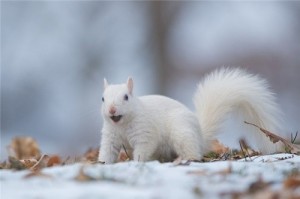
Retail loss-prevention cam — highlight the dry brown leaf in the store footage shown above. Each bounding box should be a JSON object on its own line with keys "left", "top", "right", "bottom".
{"left": 7, "top": 136, "right": 41, "bottom": 160}
{"left": 20, "top": 159, "right": 38, "bottom": 168}
{"left": 247, "top": 190, "right": 278, "bottom": 199}
{"left": 187, "top": 170, "right": 207, "bottom": 176}
{"left": 0, "top": 161, "right": 7, "bottom": 169}
{"left": 248, "top": 177, "right": 270, "bottom": 194}
{"left": 211, "top": 139, "right": 229, "bottom": 154}
{"left": 220, "top": 191, "right": 243, "bottom": 199}
{"left": 24, "top": 171, "right": 52, "bottom": 179}
{"left": 118, "top": 150, "right": 130, "bottom": 162}
{"left": 84, "top": 148, "right": 99, "bottom": 162}
{"left": 74, "top": 167, "right": 96, "bottom": 182}
{"left": 8, "top": 156, "right": 26, "bottom": 170}
{"left": 284, "top": 176, "right": 300, "bottom": 189}
{"left": 221, "top": 189, "right": 298, "bottom": 199}
{"left": 188, "top": 165, "right": 231, "bottom": 176}
{"left": 221, "top": 176, "right": 299, "bottom": 199}
{"left": 47, "top": 155, "right": 61, "bottom": 167}
{"left": 118, "top": 146, "right": 132, "bottom": 162}
{"left": 232, "top": 154, "right": 243, "bottom": 160}
{"left": 30, "top": 154, "right": 50, "bottom": 171}
{"left": 214, "top": 164, "right": 232, "bottom": 176}
{"left": 244, "top": 121, "right": 300, "bottom": 154}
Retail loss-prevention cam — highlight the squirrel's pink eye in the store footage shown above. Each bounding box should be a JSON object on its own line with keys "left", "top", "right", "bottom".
{"left": 124, "top": 94, "right": 128, "bottom": 101}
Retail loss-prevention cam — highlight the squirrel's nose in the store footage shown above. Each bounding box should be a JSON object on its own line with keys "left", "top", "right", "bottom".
{"left": 109, "top": 106, "right": 116, "bottom": 115}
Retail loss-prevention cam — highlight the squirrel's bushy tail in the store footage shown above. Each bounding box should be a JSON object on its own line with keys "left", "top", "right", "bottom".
{"left": 193, "top": 68, "right": 283, "bottom": 154}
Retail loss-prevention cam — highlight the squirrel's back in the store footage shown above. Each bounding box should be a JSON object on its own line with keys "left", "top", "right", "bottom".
{"left": 138, "top": 95, "right": 200, "bottom": 135}
{"left": 139, "top": 95, "right": 191, "bottom": 113}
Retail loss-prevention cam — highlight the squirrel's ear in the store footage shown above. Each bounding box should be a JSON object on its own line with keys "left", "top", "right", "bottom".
{"left": 103, "top": 78, "right": 109, "bottom": 89}
{"left": 127, "top": 77, "right": 133, "bottom": 95}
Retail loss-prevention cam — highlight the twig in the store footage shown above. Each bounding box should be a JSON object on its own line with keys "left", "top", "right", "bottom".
{"left": 239, "top": 140, "right": 248, "bottom": 161}
{"left": 62, "top": 156, "right": 70, "bottom": 165}
{"left": 30, "top": 154, "right": 49, "bottom": 171}
{"left": 246, "top": 150, "right": 252, "bottom": 161}
{"left": 220, "top": 153, "right": 230, "bottom": 160}
{"left": 244, "top": 121, "right": 300, "bottom": 154}
{"left": 122, "top": 144, "right": 129, "bottom": 159}
{"left": 291, "top": 131, "right": 298, "bottom": 144}
{"left": 240, "top": 139, "right": 253, "bottom": 161}
{"left": 244, "top": 141, "right": 253, "bottom": 161}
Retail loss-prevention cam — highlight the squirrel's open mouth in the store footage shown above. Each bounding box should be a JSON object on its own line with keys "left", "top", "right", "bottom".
{"left": 110, "top": 115, "right": 122, "bottom": 123}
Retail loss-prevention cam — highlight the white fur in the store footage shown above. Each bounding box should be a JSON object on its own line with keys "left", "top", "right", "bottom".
{"left": 194, "top": 68, "right": 283, "bottom": 154}
{"left": 99, "top": 68, "right": 284, "bottom": 164}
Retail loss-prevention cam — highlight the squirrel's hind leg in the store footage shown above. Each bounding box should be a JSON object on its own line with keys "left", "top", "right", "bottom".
{"left": 171, "top": 129, "right": 203, "bottom": 161}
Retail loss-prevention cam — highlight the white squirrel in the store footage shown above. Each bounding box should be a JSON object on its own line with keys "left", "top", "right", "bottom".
{"left": 99, "top": 68, "right": 283, "bottom": 164}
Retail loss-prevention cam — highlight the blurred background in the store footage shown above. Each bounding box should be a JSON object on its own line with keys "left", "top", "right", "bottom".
{"left": 1, "top": 1, "right": 300, "bottom": 159}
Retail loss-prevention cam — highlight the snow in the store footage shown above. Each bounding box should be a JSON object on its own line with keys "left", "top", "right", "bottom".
{"left": 1, "top": 154, "right": 300, "bottom": 199}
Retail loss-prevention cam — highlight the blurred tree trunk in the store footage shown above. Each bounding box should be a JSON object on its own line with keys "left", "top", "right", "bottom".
{"left": 149, "top": 1, "right": 183, "bottom": 95}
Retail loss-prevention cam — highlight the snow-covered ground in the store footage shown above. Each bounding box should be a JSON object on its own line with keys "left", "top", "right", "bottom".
{"left": 1, "top": 153, "right": 300, "bottom": 199}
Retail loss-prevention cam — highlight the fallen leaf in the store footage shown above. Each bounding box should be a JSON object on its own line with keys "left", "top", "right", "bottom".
{"left": 193, "top": 187, "right": 203, "bottom": 197}
{"left": 211, "top": 139, "right": 229, "bottom": 154}
{"left": 74, "top": 166, "right": 96, "bottom": 182}
{"left": 284, "top": 176, "right": 300, "bottom": 189}
{"left": 118, "top": 145, "right": 132, "bottom": 162}
{"left": 20, "top": 159, "right": 38, "bottom": 168}
{"left": 221, "top": 189, "right": 298, "bottom": 199}
{"left": 24, "top": 171, "right": 52, "bottom": 179}
{"left": 118, "top": 150, "right": 130, "bottom": 162}
{"left": 8, "top": 156, "right": 26, "bottom": 170}
{"left": 47, "top": 155, "right": 61, "bottom": 167}
{"left": 84, "top": 147, "right": 99, "bottom": 162}
{"left": 7, "top": 136, "right": 41, "bottom": 160}
{"left": 214, "top": 164, "right": 232, "bottom": 176}
{"left": 244, "top": 121, "right": 300, "bottom": 154}
{"left": 248, "top": 177, "right": 270, "bottom": 194}
{"left": 0, "top": 161, "right": 7, "bottom": 169}
{"left": 245, "top": 190, "right": 278, "bottom": 199}
{"left": 30, "top": 155, "right": 50, "bottom": 171}
{"left": 187, "top": 170, "right": 207, "bottom": 176}
{"left": 203, "top": 151, "right": 220, "bottom": 160}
